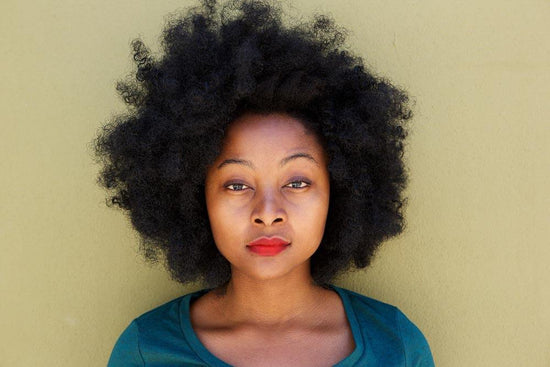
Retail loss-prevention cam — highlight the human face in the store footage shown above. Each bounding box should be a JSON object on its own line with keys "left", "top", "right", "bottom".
{"left": 205, "top": 113, "right": 330, "bottom": 281}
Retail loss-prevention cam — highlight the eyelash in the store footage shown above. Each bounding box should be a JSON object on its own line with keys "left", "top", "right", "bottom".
{"left": 225, "top": 180, "right": 311, "bottom": 191}
{"left": 285, "top": 180, "right": 310, "bottom": 189}
{"left": 225, "top": 183, "right": 250, "bottom": 191}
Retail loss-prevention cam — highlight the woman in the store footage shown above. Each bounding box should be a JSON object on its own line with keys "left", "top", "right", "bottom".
{"left": 95, "top": 0, "right": 434, "bottom": 365}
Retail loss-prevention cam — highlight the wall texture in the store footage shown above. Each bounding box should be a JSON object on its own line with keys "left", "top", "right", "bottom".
{"left": 1, "top": 0, "right": 549, "bottom": 366}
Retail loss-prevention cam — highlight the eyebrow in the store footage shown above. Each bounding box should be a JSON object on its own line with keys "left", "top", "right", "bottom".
{"left": 217, "top": 152, "right": 319, "bottom": 169}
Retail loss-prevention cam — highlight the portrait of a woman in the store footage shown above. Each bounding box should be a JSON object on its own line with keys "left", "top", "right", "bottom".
{"left": 94, "top": 0, "right": 434, "bottom": 365}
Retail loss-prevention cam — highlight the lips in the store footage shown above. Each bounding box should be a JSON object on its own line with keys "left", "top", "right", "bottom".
{"left": 247, "top": 236, "right": 290, "bottom": 256}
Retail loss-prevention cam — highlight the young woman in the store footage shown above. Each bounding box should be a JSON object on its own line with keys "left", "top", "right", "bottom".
{"left": 95, "top": 0, "right": 434, "bottom": 365}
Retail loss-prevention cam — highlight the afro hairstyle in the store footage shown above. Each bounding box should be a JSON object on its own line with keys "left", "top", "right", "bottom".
{"left": 93, "top": 0, "right": 412, "bottom": 287}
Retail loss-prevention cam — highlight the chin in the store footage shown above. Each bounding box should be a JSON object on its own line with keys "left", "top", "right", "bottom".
{"left": 232, "top": 260, "right": 311, "bottom": 283}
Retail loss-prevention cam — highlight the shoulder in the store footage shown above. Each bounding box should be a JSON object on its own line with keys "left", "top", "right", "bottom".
{"left": 107, "top": 289, "right": 209, "bottom": 367}
{"left": 333, "top": 286, "right": 435, "bottom": 367}
{"left": 130, "top": 292, "right": 192, "bottom": 334}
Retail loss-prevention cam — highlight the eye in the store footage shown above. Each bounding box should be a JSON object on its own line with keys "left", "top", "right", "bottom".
{"left": 285, "top": 180, "right": 310, "bottom": 189}
{"left": 225, "top": 183, "right": 250, "bottom": 191}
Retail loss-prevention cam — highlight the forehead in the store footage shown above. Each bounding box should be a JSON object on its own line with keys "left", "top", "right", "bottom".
{"left": 221, "top": 113, "right": 321, "bottom": 155}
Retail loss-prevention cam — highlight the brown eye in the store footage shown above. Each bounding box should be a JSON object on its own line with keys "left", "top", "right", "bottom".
{"left": 285, "top": 180, "right": 310, "bottom": 189}
{"left": 226, "top": 183, "right": 250, "bottom": 191}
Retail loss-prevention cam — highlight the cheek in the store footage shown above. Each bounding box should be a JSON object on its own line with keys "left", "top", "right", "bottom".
{"left": 205, "top": 192, "right": 246, "bottom": 252}
{"left": 206, "top": 196, "right": 228, "bottom": 237}
{"left": 312, "top": 185, "right": 330, "bottom": 237}
{"left": 293, "top": 191, "right": 330, "bottom": 238}
{"left": 311, "top": 200, "right": 330, "bottom": 235}
{"left": 206, "top": 204, "right": 232, "bottom": 257}
{"left": 205, "top": 185, "right": 225, "bottom": 241}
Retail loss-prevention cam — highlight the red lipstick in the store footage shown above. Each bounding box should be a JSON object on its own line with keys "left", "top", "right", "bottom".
{"left": 247, "top": 237, "right": 290, "bottom": 256}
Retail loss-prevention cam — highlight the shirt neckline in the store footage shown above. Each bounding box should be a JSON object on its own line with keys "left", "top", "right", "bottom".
{"left": 179, "top": 285, "right": 364, "bottom": 366}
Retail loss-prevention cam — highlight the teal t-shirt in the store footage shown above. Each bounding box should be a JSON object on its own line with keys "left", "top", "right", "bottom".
{"left": 107, "top": 286, "right": 434, "bottom": 366}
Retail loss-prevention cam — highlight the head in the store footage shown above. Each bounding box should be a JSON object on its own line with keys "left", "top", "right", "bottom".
{"left": 205, "top": 112, "right": 330, "bottom": 283}
{"left": 94, "top": 0, "right": 411, "bottom": 287}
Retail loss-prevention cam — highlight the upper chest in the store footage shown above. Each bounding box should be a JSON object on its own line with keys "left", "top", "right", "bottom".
{"left": 194, "top": 322, "right": 355, "bottom": 367}
{"left": 188, "top": 289, "right": 357, "bottom": 366}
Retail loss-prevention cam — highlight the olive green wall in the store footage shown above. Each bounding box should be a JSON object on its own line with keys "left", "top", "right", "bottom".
{"left": 2, "top": 0, "right": 549, "bottom": 365}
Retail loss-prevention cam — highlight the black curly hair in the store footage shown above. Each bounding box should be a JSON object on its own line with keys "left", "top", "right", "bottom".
{"left": 93, "top": 0, "right": 412, "bottom": 287}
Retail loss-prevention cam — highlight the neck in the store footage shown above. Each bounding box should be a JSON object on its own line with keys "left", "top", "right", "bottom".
{"left": 216, "top": 266, "right": 327, "bottom": 326}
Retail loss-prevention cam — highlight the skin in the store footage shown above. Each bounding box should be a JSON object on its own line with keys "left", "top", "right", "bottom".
{"left": 191, "top": 113, "right": 355, "bottom": 366}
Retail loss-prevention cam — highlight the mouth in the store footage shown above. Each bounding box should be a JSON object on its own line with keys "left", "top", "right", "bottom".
{"left": 246, "top": 236, "right": 291, "bottom": 256}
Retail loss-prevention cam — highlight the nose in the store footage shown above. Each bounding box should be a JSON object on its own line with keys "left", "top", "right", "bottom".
{"left": 251, "top": 187, "right": 287, "bottom": 226}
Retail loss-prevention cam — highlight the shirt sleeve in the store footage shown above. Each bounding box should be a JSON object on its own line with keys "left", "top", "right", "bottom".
{"left": 396, "top": 310, "right": 435, "bottom": 367}
{"left": 107, "top": 320, "right": 146, "bottom": 367}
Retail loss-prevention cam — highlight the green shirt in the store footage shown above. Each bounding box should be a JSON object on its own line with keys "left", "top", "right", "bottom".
{"left": 108, "top": 285, "right": 434, "bottom": 366}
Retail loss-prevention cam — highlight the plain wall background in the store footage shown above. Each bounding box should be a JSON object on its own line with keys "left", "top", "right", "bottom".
{"left": 1, "top": 0, "right": 549, "bottom": 365}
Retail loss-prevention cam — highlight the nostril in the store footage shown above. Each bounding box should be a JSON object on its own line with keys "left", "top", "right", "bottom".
{"left": 253, "top": 217, "right": 283, "bottom": 225}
